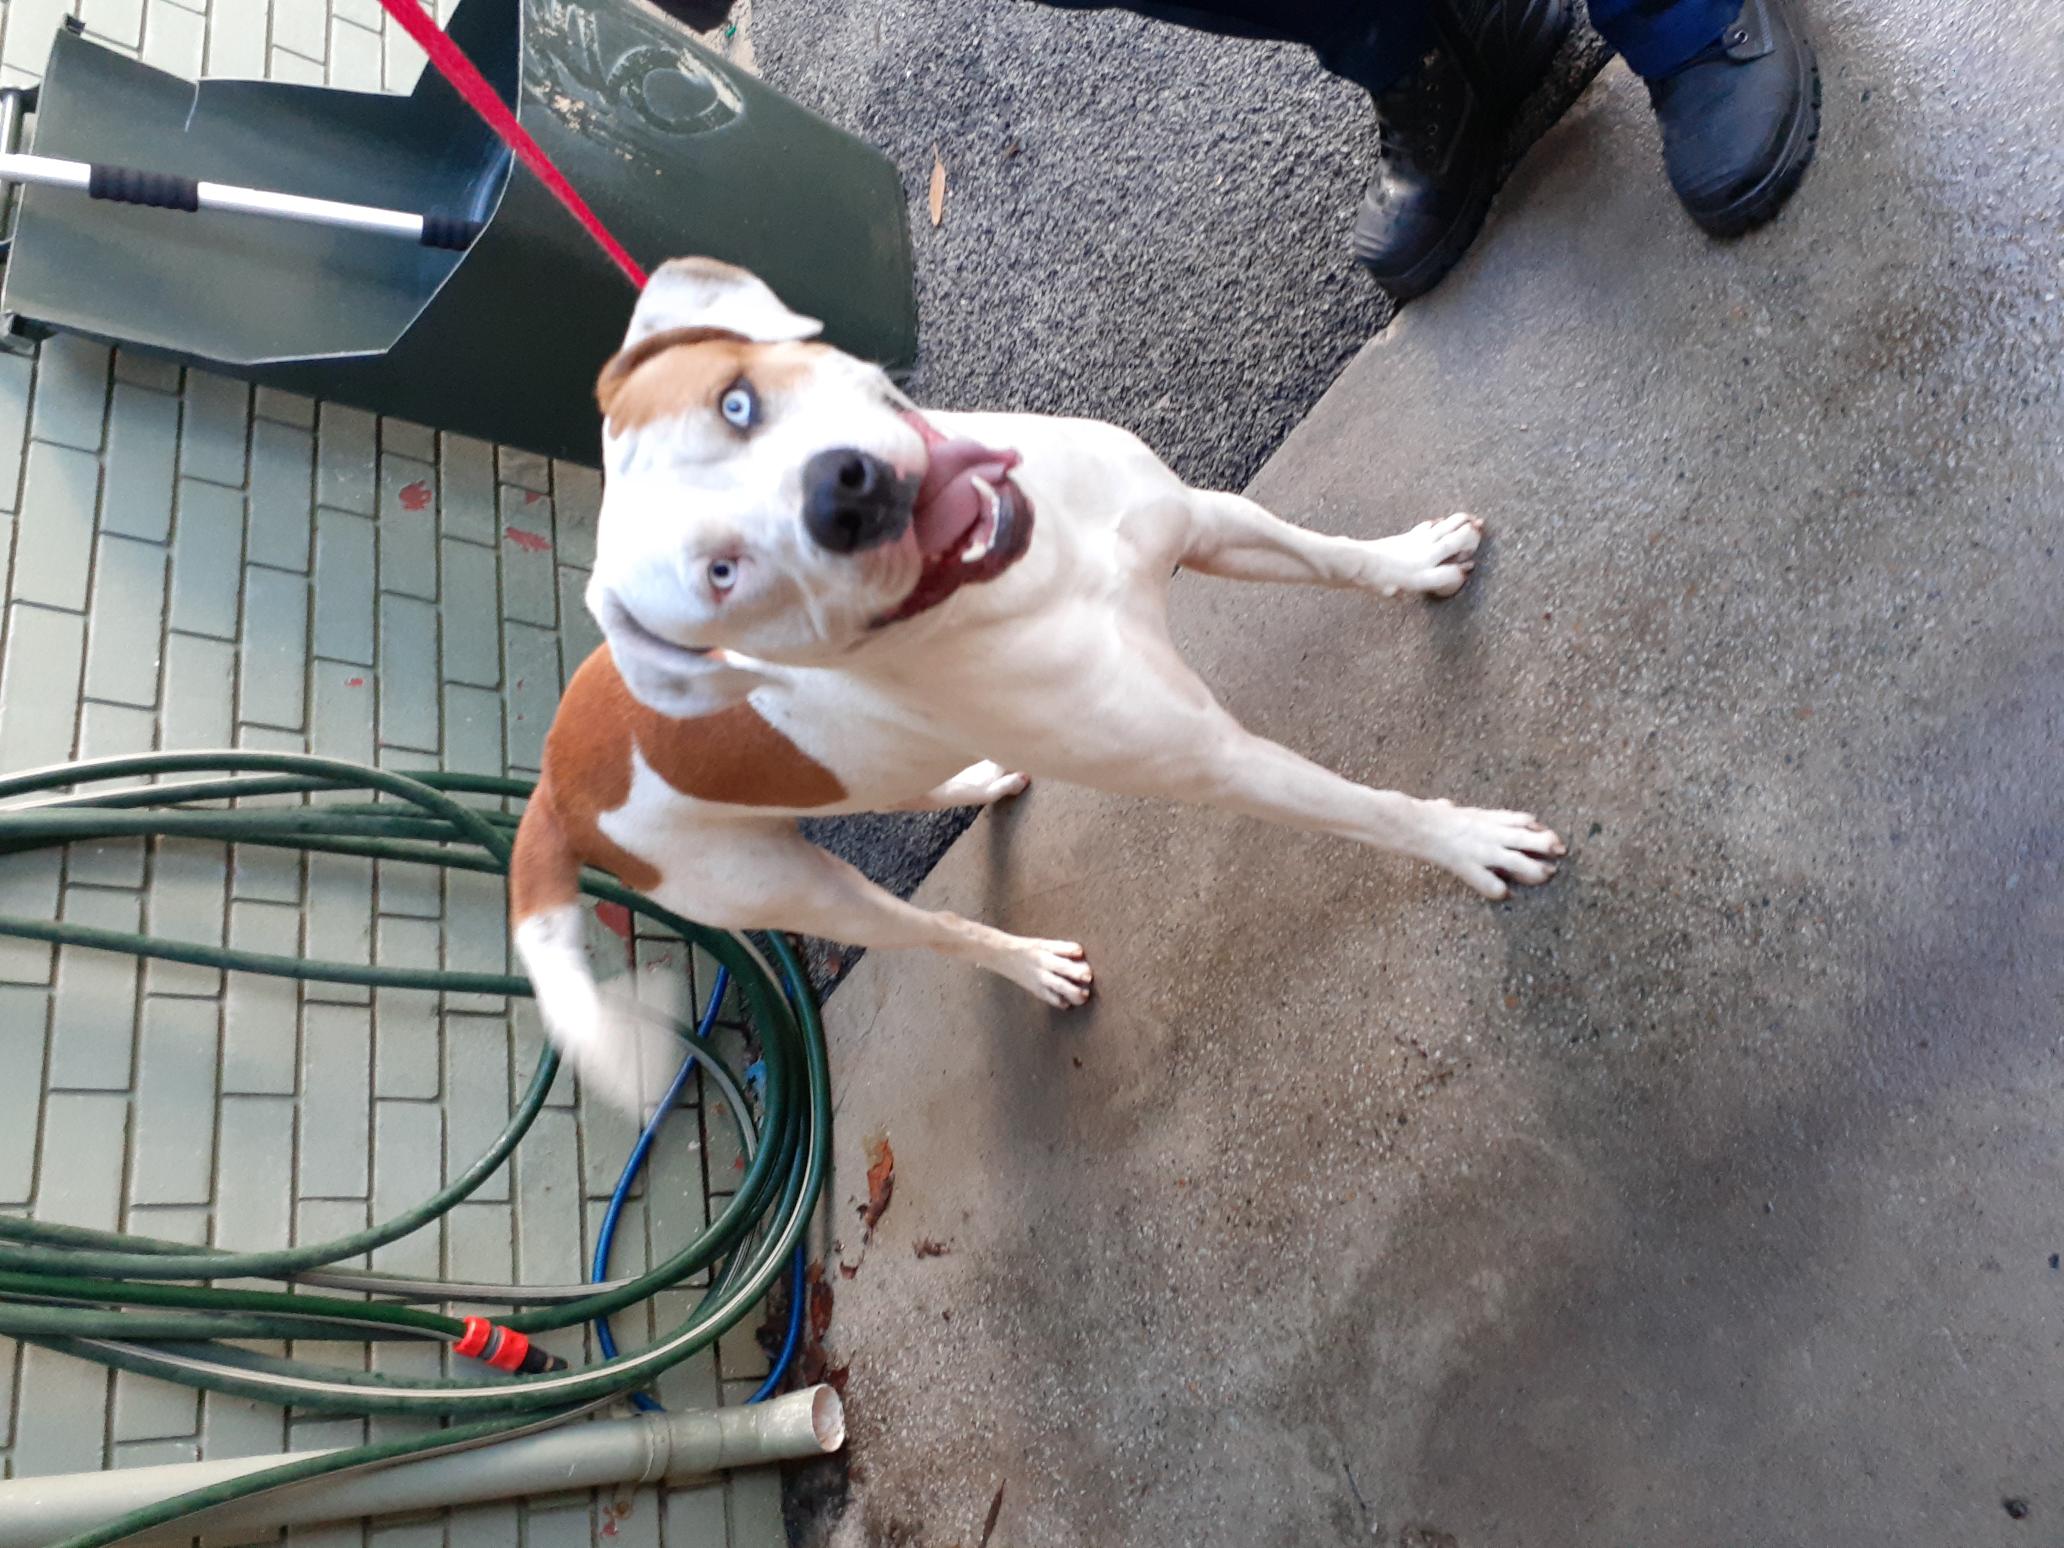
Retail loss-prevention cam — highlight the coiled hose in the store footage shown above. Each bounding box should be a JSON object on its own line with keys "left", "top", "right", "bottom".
{"left": 0, "top": 752, "right": 831, "bottom": 1548}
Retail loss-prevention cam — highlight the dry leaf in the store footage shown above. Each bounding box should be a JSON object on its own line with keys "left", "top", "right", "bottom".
{"left": 928, "top": 146, "right": 947, "bottom": 228}
{"left": 913, "top": 1237, "right": 950, "bottom": 1259}
{"left": 978, "top": 1481, "right": 1007, "bottom": 1548}
{"left": 860, "top": 1134, "right": 895, "bottom": 1240}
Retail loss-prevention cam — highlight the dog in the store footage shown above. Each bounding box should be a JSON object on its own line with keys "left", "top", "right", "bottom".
{"left": 510, "top": 257, "right": 1564, "bottom": 1114}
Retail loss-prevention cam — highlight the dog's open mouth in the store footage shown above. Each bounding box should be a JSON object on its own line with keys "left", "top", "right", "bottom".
{"left": 871, "top": 411, "right": 1035, "bottom": 628}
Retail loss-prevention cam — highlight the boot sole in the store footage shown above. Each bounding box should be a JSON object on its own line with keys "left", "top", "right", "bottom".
{"left": 1688, "top": 27, "right": 1823, "bottom": 237}
{"left": 1355, "top": 0, "right": 1574, "bottom": 302}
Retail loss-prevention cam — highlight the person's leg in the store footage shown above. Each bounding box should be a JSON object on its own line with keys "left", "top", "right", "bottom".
{"left": 1598, "top": 0, "right": 1820, "bottom": 236}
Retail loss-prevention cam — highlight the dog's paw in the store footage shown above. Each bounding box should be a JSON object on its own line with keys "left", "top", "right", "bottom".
{"left": 994, "top": 936, "right": 1093, "bottom": 1007}
{"left": 1365, "top": 512, "right": 1483, "bottom": 599}
{"left": 965, "top": 760, "right": 1031, "bottom": 804}
{"left": 1422, "top": 799, "right": 1566, "bottom": 900}
{"left": 567, "top": 971, "right": 695, "bottom": 1120}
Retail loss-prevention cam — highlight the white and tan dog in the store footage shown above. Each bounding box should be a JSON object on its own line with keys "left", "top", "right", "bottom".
{"left": 511, "top": 257, "right": 1564, "bottom": 1113}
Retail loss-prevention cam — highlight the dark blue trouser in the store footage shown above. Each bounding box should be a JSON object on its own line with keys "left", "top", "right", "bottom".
{"left": 1030, "top": 0, "right": 1740, "bottom": 88}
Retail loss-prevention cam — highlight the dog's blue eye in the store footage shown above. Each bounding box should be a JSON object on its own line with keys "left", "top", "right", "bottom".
{"left": 719, "top": 382, "right": 757, "bottom": 430}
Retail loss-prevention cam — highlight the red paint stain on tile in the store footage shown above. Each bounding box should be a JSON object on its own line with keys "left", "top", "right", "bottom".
{"left": 344, "top": 676, "right": 365, "bottom": 687}
{"left": 594, "top": 901, "right": 633, "bottom": 941}
{"left": 399, "top": 480, "right": 432, "bottom": 511}
{"left": 504, "top": 526, "right": 551, "bottom": 553}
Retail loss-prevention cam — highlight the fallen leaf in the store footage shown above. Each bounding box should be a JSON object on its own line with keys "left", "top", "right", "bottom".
{"left": 913, "top": 1237, "right": 950, "bottom": 1259}
{"left": 978, "top": 1481, "right": 1007, "bottom": 1548}
{"left": 807, "top": 1260, "right": 835, "bottom": 1344}
{"left": 837, "top": 1259, "right": 859, "bottom": 1280}
{"left": 929, "top": 145, "right": 946, "bottom": 228}
{"left": 594, "top": 902, "right": 633, "bottom": 941}
{"left": 860, "top": 1134, "right": 895, "bottom": 1240}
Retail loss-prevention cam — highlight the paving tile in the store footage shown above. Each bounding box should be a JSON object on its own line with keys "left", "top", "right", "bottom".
{"left": 648, "top": 1297, "right": 719, "bottom": 1412}
{"left": 513, "top": 1000, "right": 577, "bottom": 1109}
{"left": 269, "top": 0, "right": 324, "bottom": 62}
{"left": 162, "top": 631, "right": 236, "bottom": 753}
{"left": 328, "top": 14, "right": 382, "bottom": 88}
{"left": 222, "top": 899, "right": 301, "bottom": 1095}
{"left": 438, "top": 433, "right": 497, "bottom": 544}
{"left": 376, "top": 593, "right": 439, "bottom": 752}
{"left": 444, "top": 1014, "right": 511, "bottom": 1202}
{"left": 514, "top": 1102, "right": 582, "bottom": 1277}
{"left": 268, "top": 45, "right": 325, "bottom": 84}
{"left": 139, "top": 0, "right": 205, "bottom": 74}
{"left": 248, "top": 418, "right": 316, "bottom": 572}
{"left": 213, "top": 1094, "right": 295, "bottom": 1250}
{"left": 727, "top": 1464, "right": 790, "bottom": 1548}
{"left": 369, "top": 1100, "right": 443, "bottom": 1273}
{"left": 46, "top": 884, "right": 144, "bottom": 1090}
{"left": 82, "top": 534, "right": 168, "bottom": 707}
{"left": 113, "top": 1437, "right": 201, "bottom": 1468}
{"left": 130, "top": 995, "right": 221, "bottom": 1205}
{"left": 311, "top": 508, "right": 377, "bottom": 667}
{"left": 500, "top": 492, "right": 559, "bottom": 628}
{"left": 317, "top": 403, "right": 378, "bottom": 515}
{"left": 305, "top": 854, "right": 374, "bottom": 1005}
{"left": 557, "top": 563, "right": 605, "bottom": 680}
{"left": 255, "top": 386, "right": 317, "bottom": 429}
{"left": 111, "top": 350, "right": 182, "bottom": 394}
{"left": 167, "top": 479, "right": 246, "bottom": 639}
{"left": 378, "top": 418, "right": 435, "bottom": 462}
{"left": 443, "top": 868, "right": 507, "bottom": 1013}
{"left": 101, "top": 381, "right": 179, "bottom": 541}
{"left": 0, "top": 985, "right": 49, "bottom": 1204}
{"left": 379, "top": 453, "right": 439, "bottom": 600}
{"left": 441, "top": 682, "right": 504, "bottom": 778}
{"left": 144, "top": 838, "right": 227, "bottom": 997}
{"left": 293, "top": 1198, "right": 370, "bottom": 1273}
{"left": 0, "top": 0, "right": 69, "bottom": 77}
{"left": 373, "top": 915, "right": 441, "bottom": 1098}
{"left": 203, "top": 0, "right": 268, "bottom": 74}
{"left": 0, "top": 849, "right": 61, "bottom": 985}
{"left": 111, "top": 1366, "right": 200, "bottom": 1446}
{"left": 239, "top": 565, "right": 310, "bottom": 731}
{"left": 0, "top": 602, "right": 83, "bottom": 772}
{"left": 201, "top": 1382, "right": 287, "bottom": 1465}
{"left": 497, "top": 447, "right": 551, "bottom": 493}
{"left": 34, "top": 1090, "right": 128, "bottom": 1231}
{"left": 29, "top": 334, "right": 110, "bottom": 452}
{"left": 81, "top": 0, "right": 146, "bottom": 48}
{"left": 0, "top": 350, "right": 32, "bottom": 513}
{"left": 179, "top": 371, "right": 250, "bottom": 486}
{"left": 552, "top": 461, "right": 601, "bottom": 567}
{"left": 68, "top": 700, "right": 155, "bottom": 887}
{"left": 437, "top": 537, "right": 500, "bottom": 689}
{"left": 503, "top": 621, "right": 561, "bottom": 770}
{"left": 382, "top": 13, "right": 427, "bottom": 89}
{"left": 13, "top": 439, "right": 100, "bottom": 609}
{"left": 10, "top": 1342, "right": 110, "bottom": 1477}
{"left": 447, "top": 1506, "right": 524, "bottom": 1548}
{"left": 663, "top": 1481, "right": 730, "bottom": 1545}
{"left": 310, "top": 658, "right": 375, "bottom": 777}
{"left": 299, "top": 1002, "right": 372, "bottom": 1198}
{"left": 445, "top": 1198, "right": 513, "bottom": 1278}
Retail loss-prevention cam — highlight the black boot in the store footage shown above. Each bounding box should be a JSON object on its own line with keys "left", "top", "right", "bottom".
{"left": 1351, "top": 0, "right": 1571, "bottom": 302}
{"left": 1647, "top": 0, "right": 1820, "bottom": 237}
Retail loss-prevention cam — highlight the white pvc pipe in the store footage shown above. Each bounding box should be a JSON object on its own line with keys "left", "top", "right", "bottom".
{"left": 0, "top": 1387, "right": 843, "bottom": 1548}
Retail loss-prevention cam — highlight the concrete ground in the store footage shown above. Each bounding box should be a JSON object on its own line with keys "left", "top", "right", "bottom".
{"left": 799, "top": 2, "right": 2064, "bottom": 1544}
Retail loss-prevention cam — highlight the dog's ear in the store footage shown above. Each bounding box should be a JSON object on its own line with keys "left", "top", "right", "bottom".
{"left": 589, "top": 584, "right": 775, "bottom": 720}
{"left": 625, "top": 257, "right": 822, "bottom": 349}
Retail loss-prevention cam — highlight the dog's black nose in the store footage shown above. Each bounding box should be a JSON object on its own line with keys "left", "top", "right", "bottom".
{"left": 802, "top": 448, "right": 906, "bottom": 554}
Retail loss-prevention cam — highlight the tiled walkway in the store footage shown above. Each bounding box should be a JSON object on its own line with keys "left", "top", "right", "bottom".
{"left": 0, "top": 1, "right": 787, "bottom": 1543}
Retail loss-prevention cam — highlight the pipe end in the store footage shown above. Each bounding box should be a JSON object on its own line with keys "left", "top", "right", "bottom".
{"left": 811, "top": 1385, "right": 845, "bottom": 1453}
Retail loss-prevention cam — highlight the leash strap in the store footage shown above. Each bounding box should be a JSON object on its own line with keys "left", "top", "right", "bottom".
{"left": 378, "top": 0, "right": 648, "bottom": 287}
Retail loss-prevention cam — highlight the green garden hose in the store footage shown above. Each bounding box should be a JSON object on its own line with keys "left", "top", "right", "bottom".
{"left": 0, "top": 752, "right": 832, "bottom": 1548}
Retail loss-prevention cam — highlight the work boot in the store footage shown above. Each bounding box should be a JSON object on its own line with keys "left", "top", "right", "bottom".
{"left": 1351, "top": 0, "right": 1571, "bottom": 302}
{"left": 1646, "top": 0, "right": 1820, "bottom": 236}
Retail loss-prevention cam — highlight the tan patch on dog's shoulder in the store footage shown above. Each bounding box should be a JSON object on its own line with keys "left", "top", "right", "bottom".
{"left": 595, "top": 330, "right": 830, "bottom": 435}
{"left": 548, "top": 646, "right": 846, "bottom": 824}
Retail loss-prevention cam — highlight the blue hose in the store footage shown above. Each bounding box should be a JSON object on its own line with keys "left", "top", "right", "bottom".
{"left": 590, "top": 966, "right": 805, "bottom": 1410}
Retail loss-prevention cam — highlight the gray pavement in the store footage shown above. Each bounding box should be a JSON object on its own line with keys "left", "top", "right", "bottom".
{"left": 791, "top": 1, "right": 2064, "bottom": 1543}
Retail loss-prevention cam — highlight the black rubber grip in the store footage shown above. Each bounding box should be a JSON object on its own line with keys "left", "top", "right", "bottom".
{"left": 87, "top": 164, "right": 200, "bottom": 212}
{"left": 420, "top": 212, "right": 484, "bottom": 251}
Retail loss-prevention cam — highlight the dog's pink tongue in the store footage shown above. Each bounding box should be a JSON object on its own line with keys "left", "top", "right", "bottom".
{"left": 903, "top": 412, "right": 1019, "bottom": 558}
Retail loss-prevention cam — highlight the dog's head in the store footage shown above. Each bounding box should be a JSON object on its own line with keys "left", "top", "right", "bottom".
{"left": 588, "top": 258, "right": 1034, "bottom": 716}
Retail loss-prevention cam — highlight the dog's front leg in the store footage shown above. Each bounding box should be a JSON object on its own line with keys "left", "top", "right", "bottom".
{"left": 655, "top": 820, "right": 1092, "bottom": 1007}
{"left": 1181, "top": 490, "right": 1484, "bottom": 600}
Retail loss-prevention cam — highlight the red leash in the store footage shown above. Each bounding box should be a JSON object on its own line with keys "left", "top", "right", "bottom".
{"left": 378, "top": 0, "right": 647, "bottom": 287}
